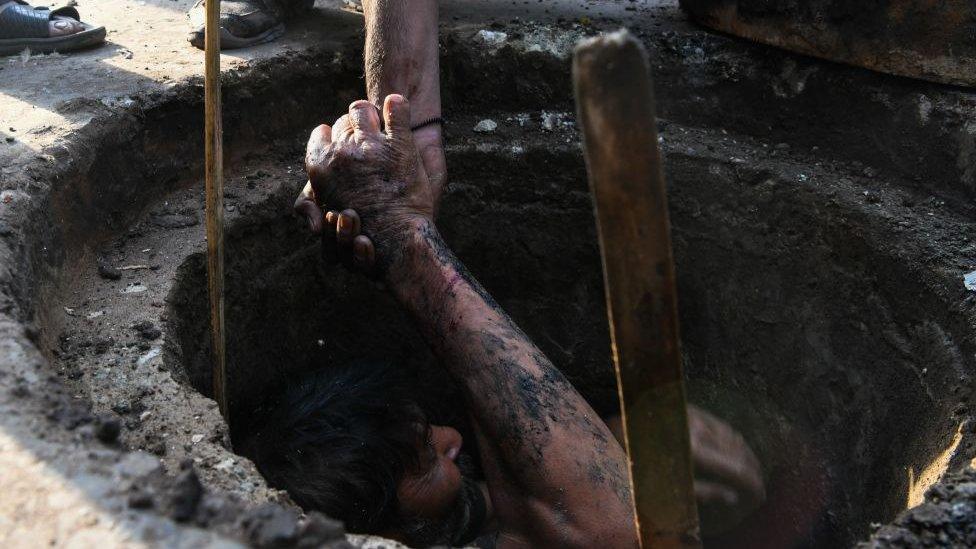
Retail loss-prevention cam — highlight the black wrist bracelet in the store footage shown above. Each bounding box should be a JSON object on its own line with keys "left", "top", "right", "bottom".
{"left": 411, "top": 117, "right": 444, "bottom": 132}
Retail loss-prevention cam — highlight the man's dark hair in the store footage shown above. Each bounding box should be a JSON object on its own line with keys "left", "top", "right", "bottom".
{"left": 242, "top": 359, "right": 430, "bottom": 534}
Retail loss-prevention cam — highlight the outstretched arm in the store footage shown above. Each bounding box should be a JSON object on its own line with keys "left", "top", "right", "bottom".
{"left": 296, "top": 0, "right": 445, "bottom": 239}
{"left": 387, "top": 220, "right": 636, "bottom": 548}
{"left": 364, "top": 0, "right": 447, "bottom": 207}
{"left": 363, "top": 0, "right": 440, "bottom": 123}
{"left": 305, "top": 96, "right": 637, "bottom": 549}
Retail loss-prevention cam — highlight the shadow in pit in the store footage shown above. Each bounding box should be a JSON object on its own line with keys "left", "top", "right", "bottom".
{"left": 15, "top": 15, "right": 976, "bottom": 547}
{"left": 166, "top": 139, "right": 973, "bottom": 548}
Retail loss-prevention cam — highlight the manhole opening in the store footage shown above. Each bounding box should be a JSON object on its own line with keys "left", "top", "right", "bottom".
{"left": 165, "top": 147, "right": 956, "bottom": 547}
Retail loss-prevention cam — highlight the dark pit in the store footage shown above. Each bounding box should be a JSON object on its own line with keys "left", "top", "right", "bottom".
{"left": 165, "top": 136, "right": 966, "bottom": 547}
{"left": 39, "top": 24, "right": 976, "bottom": 549}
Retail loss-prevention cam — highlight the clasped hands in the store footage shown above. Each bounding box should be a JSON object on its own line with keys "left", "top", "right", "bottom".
{"left": 293, "top": 95, "right": 766, "bottom": 530}
{"left": 294, "top": 94, "right": 436, "bottom": 275}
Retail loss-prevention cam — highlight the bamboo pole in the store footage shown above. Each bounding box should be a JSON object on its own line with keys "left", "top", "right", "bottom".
{"left": 204, "top": 0, "right": 228, "bottom": 420}
{"left": 573, "top": 30, "right": 700, "bottom": 548}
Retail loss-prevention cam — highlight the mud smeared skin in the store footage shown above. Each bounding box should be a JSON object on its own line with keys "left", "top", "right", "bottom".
{"left": 387, "top": 219, "right": 635, "bottom": 547}
{"left": 303, "top": 92, "right": 635, "bottom": 546}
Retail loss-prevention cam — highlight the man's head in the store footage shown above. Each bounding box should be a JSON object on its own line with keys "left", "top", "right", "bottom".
{"left": 243, "top": 360, "right": 485, "bottom": 547}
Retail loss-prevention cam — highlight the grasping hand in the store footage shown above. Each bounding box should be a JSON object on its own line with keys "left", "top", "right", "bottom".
{"left": 688, "top": 405, "right": 766, "bottom": 533}
{"left": 606, "top": 405, "right": 765, "bottom": 530}
{"left": 294, "top": 95, "right": 435, "bottom": 274}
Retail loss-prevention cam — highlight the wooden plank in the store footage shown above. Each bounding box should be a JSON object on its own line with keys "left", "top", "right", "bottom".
{"left": 573, "top": 30, "right": 700, "bottom": 548}
{"left": 204, "top": 0, "right": 228, "bottom": 420}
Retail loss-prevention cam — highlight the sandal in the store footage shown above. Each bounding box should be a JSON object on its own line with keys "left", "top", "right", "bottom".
{"left": 187, "top": 0, "right": 313, "bottom": 50}
{"left": 0, "top": 0, "right": 105, "bottom": 56}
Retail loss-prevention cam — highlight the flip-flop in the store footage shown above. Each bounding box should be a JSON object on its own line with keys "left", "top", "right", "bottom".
{"left": 0, "top": 1, "right": 105, "bottom": 56}
{"left": 187, "top": 0, "right": 314, "bottom": 50}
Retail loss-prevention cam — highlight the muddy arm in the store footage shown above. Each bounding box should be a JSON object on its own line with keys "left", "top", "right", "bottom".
{"left": 386, "top": 221, "right": 637, "bottom": 549}
{"left": 305, "top": 93, "right": 635, "bottom": 547}
{"left": 296, "top": 1, "right": 444, "bottom": 239}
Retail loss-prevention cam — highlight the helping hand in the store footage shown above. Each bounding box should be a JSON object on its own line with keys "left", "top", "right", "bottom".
{"left": 294, "top": 95, "right": 435, "bottom": 274}
{"left": 688, "top": 405, "right": 766, "bottom": 533}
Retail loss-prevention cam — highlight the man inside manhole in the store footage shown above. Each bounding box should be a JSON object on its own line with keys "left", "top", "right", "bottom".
{"left": 241, "top": 95, "right": 767, "bottom": 548}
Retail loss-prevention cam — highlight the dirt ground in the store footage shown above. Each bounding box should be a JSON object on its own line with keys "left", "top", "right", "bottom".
{"left": 4, "top": 0, "right": 976, "bottom": 547}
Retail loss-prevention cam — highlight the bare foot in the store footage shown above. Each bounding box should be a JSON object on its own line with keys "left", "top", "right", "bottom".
{"left": 49, "top": 15, "right": 84, "bottom": 37}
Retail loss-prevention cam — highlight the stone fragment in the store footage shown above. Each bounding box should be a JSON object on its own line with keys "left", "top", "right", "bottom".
{"left": 242, "top": 503, "right": 338, "bottom": 549}
{"left": 298, "top": 511, "right": 346, "bottom": 545}
{"left": 964, "top": 271, "right": 976, "bottom": 291}
{"left": 477, "top": 29, "right": 507, "bottom": 47}
{"left": 473, "top": 119, "right": 497, "bottom": 133}
{"left": 908, "top": 503, "right": 949, "bottom": 527}
{"left": 133, "top": 320, "right": 161, "bottom": 340}
{"left": 954, "top": 482, "right": 976, "bottom": 498}
{"left": 122, "top": 283, "right": 147, "bottom": 294}
{"left": 166, "top": 463, "right": 203, "bottom": 522}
